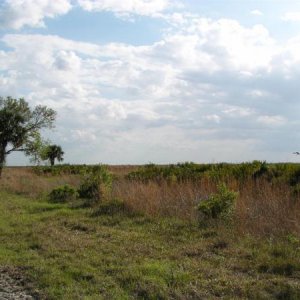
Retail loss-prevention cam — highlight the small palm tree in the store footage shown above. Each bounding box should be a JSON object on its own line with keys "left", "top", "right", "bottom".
{"left": 44, "top": 144, "right": 64, "bottom": 166}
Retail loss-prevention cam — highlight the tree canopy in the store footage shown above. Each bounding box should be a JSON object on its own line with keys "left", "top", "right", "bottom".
{"left": 0, "top": 96, "right": 56, "bottom": 176}
{"left": 42, "top": 144, "right": 64, "bottom": 166}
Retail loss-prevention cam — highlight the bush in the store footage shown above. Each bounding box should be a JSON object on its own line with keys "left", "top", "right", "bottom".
{"left": 198, "top": 183, "right": 238, "bottom": 222}
{"left": 32, "top": 164, "right": 89, "bottom": 176}
{"left": 78, "top": 165, "right": 112, "bottom": 206}
{"left": 48, "top": 184, "right": 78, "bottom": 203}
{"left": 92, "top": 199, "right": 131, "bottom": 216}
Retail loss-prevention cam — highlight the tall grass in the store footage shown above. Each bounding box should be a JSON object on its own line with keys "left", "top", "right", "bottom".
{"left": 2, "top": 164, "right": 300, "bottom": 237}
{"left": 237, "top": 180, "right": 300, "bottom": 236}
{"left": 0, "top": 167, "right": 80, "bottom": 198}
{"left": 113, "top": 177, "right": 300, "bottom": 237}
{"left": 112, "top": 178, "right": 214, "bottom": 221}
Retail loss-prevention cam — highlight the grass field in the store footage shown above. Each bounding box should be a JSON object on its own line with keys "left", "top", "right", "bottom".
{"left": 0, "top": 165, "right": 300, "bottom": 299}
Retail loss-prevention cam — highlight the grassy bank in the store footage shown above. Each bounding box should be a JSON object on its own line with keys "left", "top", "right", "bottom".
{"left": 1, "top": 190, "right": 300, "bottom": 299}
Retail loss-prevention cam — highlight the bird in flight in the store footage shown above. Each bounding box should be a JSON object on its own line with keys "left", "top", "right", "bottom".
{"left": 293, "top": 152, "right": 300, "bottom": 155}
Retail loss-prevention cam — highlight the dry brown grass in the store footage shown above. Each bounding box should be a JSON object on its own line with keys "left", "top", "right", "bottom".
{"left": 107, "top": 165, "right": 139, "bottom": 177}
{"left": 111, "top": 178, "right": 215, "bottom": 221}
{"left": 1, "top": 166, "right": 300, "bottom": 237}
{"left": 0, "top": 167, "right": 80, "bottom": 198}
{"left": 237, "top": 180, "right": 300, "bottom": 236}
{"left": 112, "top": 177, "right": 300, "bottom": 237}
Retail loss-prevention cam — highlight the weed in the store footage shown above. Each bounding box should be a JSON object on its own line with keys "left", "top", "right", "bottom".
{"left": 92, "top": 199, "right": 132, "bottom": 217}
{"left": 78, "top": 165, "right": 112, "bottom": 206}
{"left": 48, "top": 184, "right": 77, "bottom": 203}
{"left": 197, "top": 183, "right": 238, "bottom": 223}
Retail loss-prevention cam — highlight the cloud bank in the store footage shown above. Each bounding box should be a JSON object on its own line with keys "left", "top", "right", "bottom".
{"left": 0, "top": 0, "right": 72, "bottom": 29}
{"left": 282, "top": 12, "right": 300, "bottom": 22}
{"left": 0, "top": 0, "right": 178, "bottom": 30}
{"left": 1, "top": 2, "right": 300, "bottom": 163}
{"left": 77, "top": 0, "right": 177, "bottom": 17}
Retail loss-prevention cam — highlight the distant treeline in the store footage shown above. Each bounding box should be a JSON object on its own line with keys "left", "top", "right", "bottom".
{"left": 32, "top": 164, "right": 87, "bottom": 175}
{"left": 126, "top": 161, "right": 300, "bottom": 187}
{"left": 33, "top": 161, "right": 300, "bottom": 188}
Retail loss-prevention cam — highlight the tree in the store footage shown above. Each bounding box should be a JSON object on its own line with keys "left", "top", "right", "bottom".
{"left": 42, "top": 144, "right": 64, "bottom": 166}
{"left": 0, "top": 96, "right": 56, "bottom": 177}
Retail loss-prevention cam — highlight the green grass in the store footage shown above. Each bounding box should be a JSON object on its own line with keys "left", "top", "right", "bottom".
{"left": 0, "top": 191, "right": 300, "bottom": 299}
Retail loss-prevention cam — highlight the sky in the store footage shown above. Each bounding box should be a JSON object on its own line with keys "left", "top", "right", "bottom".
{"left": 1, "top": 0, "right": 300, "bottom": 165}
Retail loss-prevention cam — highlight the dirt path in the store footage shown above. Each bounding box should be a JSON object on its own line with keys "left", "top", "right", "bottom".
{"left": 0, "top": 267, "right": 35, "bottom": 299}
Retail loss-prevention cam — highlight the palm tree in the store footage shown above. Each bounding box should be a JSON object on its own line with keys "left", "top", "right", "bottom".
{"left": 44, "top": 144, "right": 64, "bottom": 166}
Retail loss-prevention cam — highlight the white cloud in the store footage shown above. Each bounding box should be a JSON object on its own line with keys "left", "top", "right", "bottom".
{"left": 0, "top": 0, "right": 72, "bottom": 29}
{"left": 248, "top": 89, "right": 270, "bottom": 98}
{"left": 53, "top": 51, "right": 82, "bottom": 71}
{"left": 257, "top": 115, "right": 286, "bottom": 126}
{"left": 2, "top": 14, "right": 300, "bottom": 163}
{"left": 0, "top": 0, "right": 181, "bottom": 30}
{"left": 205, "top": 114, "right": 221, "bottom": 124}
{"left": 282, "top": 12, "right": 300, "bottom": 22}
{"left": 222, "top": 106, "right": 254, "bottom": 117}
{"left": 71, "top": 129, "right": 97, "bottom": 142}
{"left": 250, "top": 9, "right": 263, "bottom": 16}
{"left": 182, "top": 18, "right": 277, "bottom": 71}
{"left": 76, "top": 0, "right": 178, "bottom": 17}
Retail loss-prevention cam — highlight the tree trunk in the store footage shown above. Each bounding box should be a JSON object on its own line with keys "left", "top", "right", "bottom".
{"left": 0, "top": 146, "right": 6, "bottom": 178}
{"left": 50, "top": 157, "right": 55, "bottom": 166}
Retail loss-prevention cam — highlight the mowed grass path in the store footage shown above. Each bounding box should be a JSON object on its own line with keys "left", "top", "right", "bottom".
{"left": 0, "top": 191, "right": 300, "bottom": 299}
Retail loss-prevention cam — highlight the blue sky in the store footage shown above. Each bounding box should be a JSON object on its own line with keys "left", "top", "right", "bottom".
{"left": 1, "top": 0, "right": 300, "bottom": 165}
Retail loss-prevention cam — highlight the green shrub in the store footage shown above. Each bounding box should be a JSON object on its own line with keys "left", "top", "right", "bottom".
{"left": 92, "top": 199, "right": 131, "bottom": 216}
{"left": 78, "top": 165, "right": 112, "bottom": 206}
{"left": 126, "top": 161, "right": 273, "bottom": 183}
{"left": 48, "top": 184, "right": 78, "bottom": 203}
{"left": 33, "top": 164, "right": 89, "bottom": 176}
{"left": 197, "top": 183, "right": 238, "bottom": 222}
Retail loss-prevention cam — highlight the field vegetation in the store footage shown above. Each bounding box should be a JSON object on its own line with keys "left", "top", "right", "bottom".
{"left": 1, "top": 162, "right": 300, "bottom": 299}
